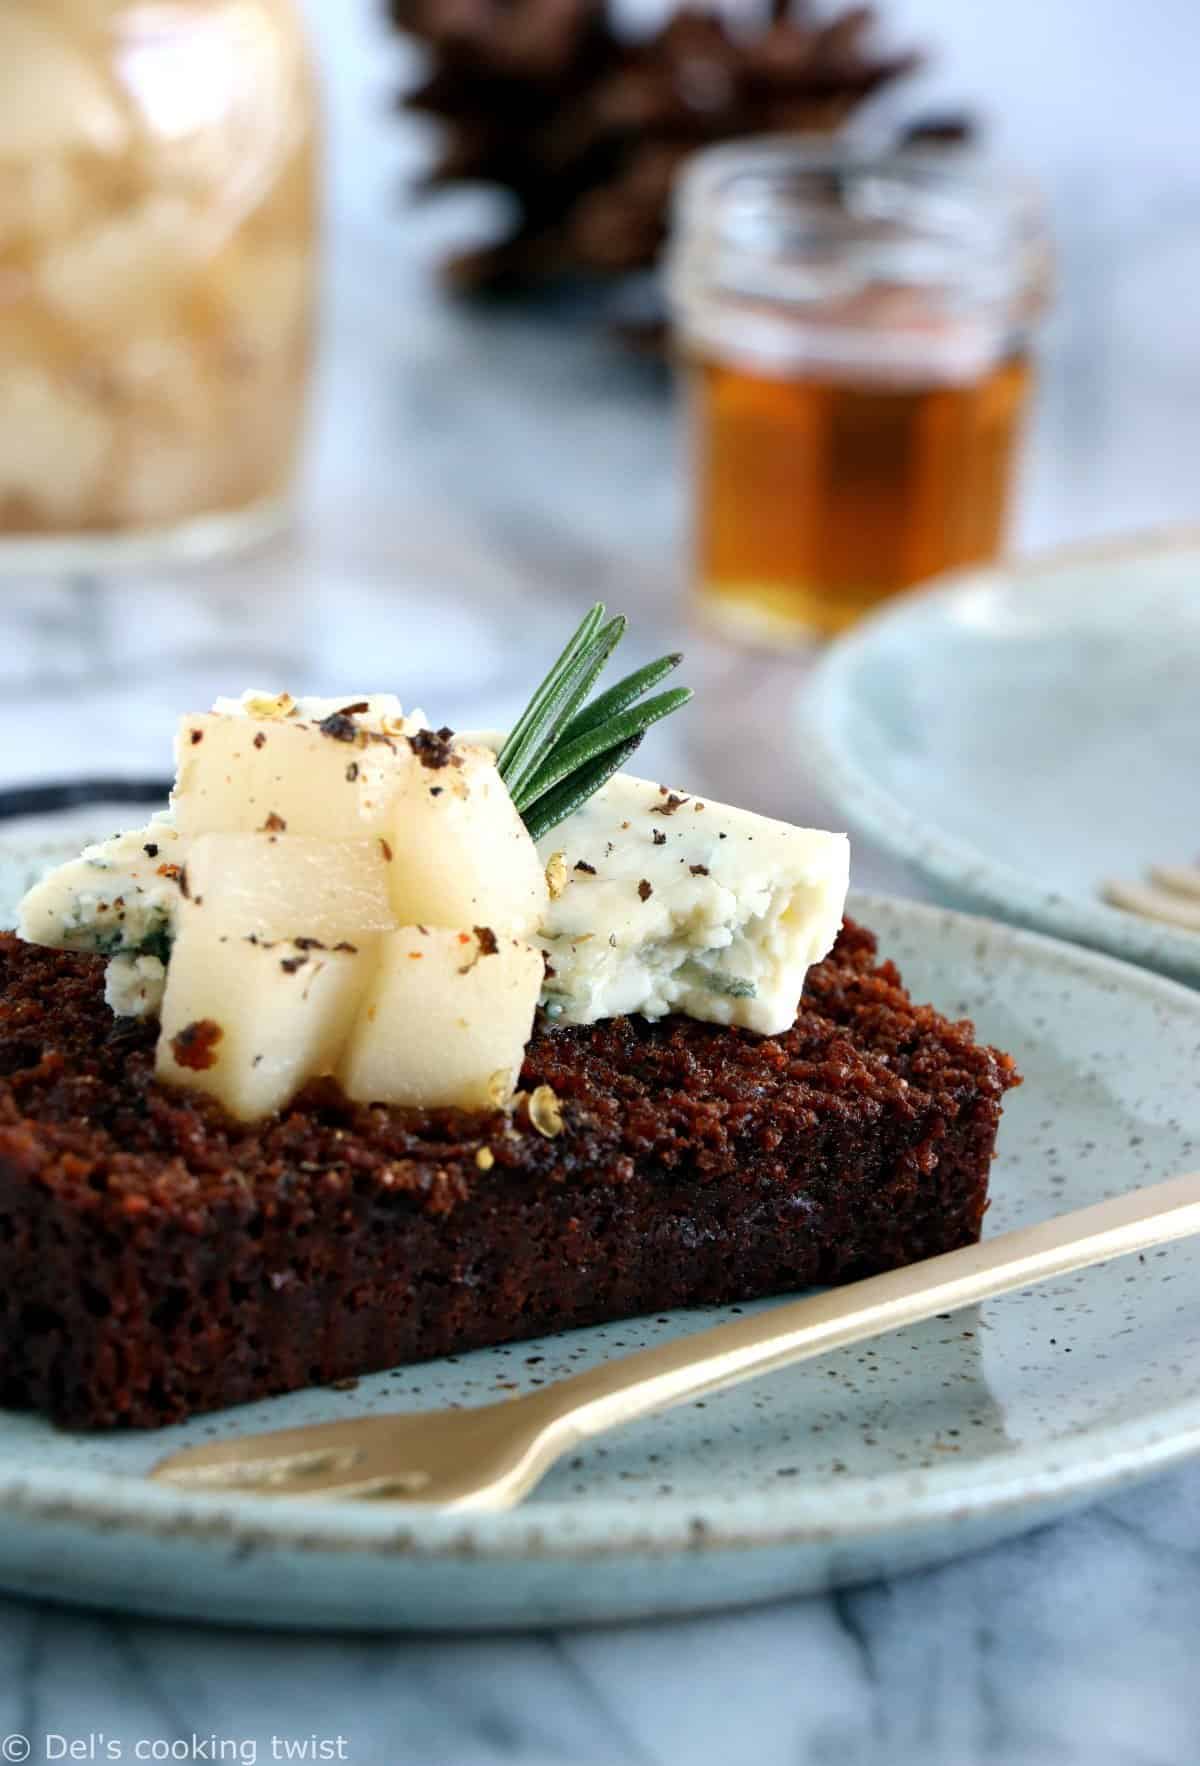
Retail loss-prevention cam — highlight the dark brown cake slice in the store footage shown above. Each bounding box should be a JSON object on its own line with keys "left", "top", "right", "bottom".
{"left": 0, "top": 922, "right": 1018, "bottom": 1430}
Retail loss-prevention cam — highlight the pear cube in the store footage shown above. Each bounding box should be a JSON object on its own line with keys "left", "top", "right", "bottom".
{"left": 156, "top": 905, "right": 376, "bottom": 1121}
{"left": 339, "top": 927, "right": 543, "bottom": 1112}
{"left": 184, "top": 833, "right": 396, "bottom": 943}
{"left": 389, "top": 740, "right": 547, "bottom": 937}
{"left": 172, "top": 713, "right": 408, "bottom": 840}
{"left": 172, "top": 716, "right": 547, "bottom": 938}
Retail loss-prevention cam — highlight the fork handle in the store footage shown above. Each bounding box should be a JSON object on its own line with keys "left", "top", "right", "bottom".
{"left": 534, "top": 1173, "right": 1200, "bottom": 1453}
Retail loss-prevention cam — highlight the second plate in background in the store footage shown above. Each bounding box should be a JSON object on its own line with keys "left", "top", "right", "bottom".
{"left": 799, "top": 531, "right": 1200, "bottom": 986}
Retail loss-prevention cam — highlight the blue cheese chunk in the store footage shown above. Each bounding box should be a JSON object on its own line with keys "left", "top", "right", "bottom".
{"left": 105, "top": 951, "right": 169, "bottom": 1018}
{"left": 17, "top": 819, "right": 185, "bottom": 1017}
{"left": 536, "top": 774, "right": 849, "bottom": 1035}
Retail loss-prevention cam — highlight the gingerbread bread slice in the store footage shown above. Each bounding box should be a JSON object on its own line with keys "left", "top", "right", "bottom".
{"left": 0, "top": 922, "right": 1018, "bottom": 1429}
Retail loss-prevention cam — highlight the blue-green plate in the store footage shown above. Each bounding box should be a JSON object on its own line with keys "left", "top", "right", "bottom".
{"left": 801, "top": 532, "right": 1200, "bottom": 986}
{"left": 0, "top": 838, "right": 1197, "bottom": 1629}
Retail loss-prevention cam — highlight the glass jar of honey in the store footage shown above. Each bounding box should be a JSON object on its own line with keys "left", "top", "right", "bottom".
{"left": 0, "top": 0, "right": 318, "bottom": 562}
{"left": 667, "top": 141, "right": 1051, "bottom": 641}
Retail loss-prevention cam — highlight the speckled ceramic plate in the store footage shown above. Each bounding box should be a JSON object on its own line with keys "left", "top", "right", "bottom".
{"left": 0, "top": 835, "right": 1199, "bottom": 1630}
{"left": 800, "top": 531, "right": 1200, "bottom": 987}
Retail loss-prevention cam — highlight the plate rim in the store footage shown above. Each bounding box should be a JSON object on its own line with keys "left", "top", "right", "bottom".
{"left": 798, "top": 526, "right": 1200, "bottom": 984}
{"left": 0, "top": 888, "right": 1198, "bottom": 1564}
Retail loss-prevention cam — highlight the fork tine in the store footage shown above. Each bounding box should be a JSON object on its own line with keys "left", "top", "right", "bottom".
{"left": 150, "top": 1396, "right": 550, "bottom": 1507}
{"left": 1102, "top": 878, "right": 1200, "bottom": 931}
{"left": 150, "top": 1414, "right": 417, "bottom": 1496}
{"left": 1149, "top": 864, "right": 1200, "bottom": 902}
{"left": 155, "top": 1449, "right": 435, "bottom": 1502}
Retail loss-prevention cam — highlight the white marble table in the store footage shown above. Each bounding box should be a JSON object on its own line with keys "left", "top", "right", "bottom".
{"left": 0, "top": 1467, "right": 1196, "bottom": 1766}
{"left": 1, "top": 1, "right": 1199, "bottom": 1757}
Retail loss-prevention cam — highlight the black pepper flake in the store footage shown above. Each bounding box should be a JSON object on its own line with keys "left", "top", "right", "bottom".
{"left": 170, "top": 1019, "right": 222, "bottom": 1071}
{"left": 408, "top": 727, "right": 456, "bottom": 770}
{"left": 379, "top": 838, "right": 393, "bottom": 862}
{"left": 260, "top": 811, "right": 287, "bottom": 833}
{"left": 333, "top": 941, "right": 358, "bottom": 954}
{"left": 574, "top": 860, "right": 597, "bottom": 875}
{"left": 345, "top": 761, "right": 359, "bottom": 782}
{"left": 652, "top": 829, "right": 666, "bottom": 846}
{"left": 293, "top": 937, "right": 326, "bottom": 951}
{"left": 650, "top": 793, "right": 688, "bottom": 816}
{"left": 430, "top": 786, "right": 443, "bottom": 797}
{"left": 318, "top": 711, "right": 359, "bottom": 743}
{"left": 638, "top": 879, "right": 653, "bottom": 901}
{"left": 177, "top": 866, "right": 191, "bottom": 900}
{"left": 689, "top": 864, "right": 710, "bottom": 876}
{"left": 189, "top": 728, "right": 204, "bottom": 745}
{"left": 143, "top": 843, "right": 159, "bottom": 859}
{"left": 474, "top": 926, "right": 499, "bottom": 956}
{"left": 253, "top": 732, "right": 267, "bottom": 750}
{"left": 280, "top": 955, "right": 308, "bottom": 974}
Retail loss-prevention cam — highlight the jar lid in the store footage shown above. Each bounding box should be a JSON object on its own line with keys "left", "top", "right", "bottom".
{"left": 666, "top": 138, "right": 1052, "bottom": 380}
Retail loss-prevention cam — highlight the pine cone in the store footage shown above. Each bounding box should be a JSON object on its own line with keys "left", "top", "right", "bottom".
{"left": 392, "top": 1, "right": 933, "bottom": 293}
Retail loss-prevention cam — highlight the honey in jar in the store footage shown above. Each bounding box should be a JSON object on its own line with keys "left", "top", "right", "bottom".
{"left": 668, "top": 144, "right": 1050, "bottom": 642}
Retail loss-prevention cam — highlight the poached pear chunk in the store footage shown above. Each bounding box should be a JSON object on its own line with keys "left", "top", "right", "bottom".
{"left": 157, "top": 913, "right": 380, "bottom": 1122}
{"left": 17, "top": 693, "right": 550, "bottom": 1121}
{"left": 338, "top": 928, "right": 543, "bottom": 1111}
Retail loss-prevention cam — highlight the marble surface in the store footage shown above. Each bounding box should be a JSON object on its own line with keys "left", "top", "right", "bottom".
{"left": 1, "top": 0, "right": 1199, "bottom": 1756}
{"left": 0, "top": 1467, "right": 1194, "bottom": 1766}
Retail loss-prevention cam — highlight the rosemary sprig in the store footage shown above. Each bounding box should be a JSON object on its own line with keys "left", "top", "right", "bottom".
{"left": 494, "top": 603, "right": 604, "bottom": 795}
{"left": 515, "top": 687, "right": 690, "bottom": 810}
{"left": 520, "top": 734, "right": 644, "bottom": 844}
{"left": 498, "top": 604, "right": 691, "bottom": 840}
{"left": 558, "top": 652, "right": 685, "bottom": 744}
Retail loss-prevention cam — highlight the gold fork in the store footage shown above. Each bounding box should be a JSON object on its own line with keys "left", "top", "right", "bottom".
{"left": 151, "top": 1172, "right": 1200, "bottom": 1509}
{"left": 1103, "top": 864, "right": 1200, "bottom": 931}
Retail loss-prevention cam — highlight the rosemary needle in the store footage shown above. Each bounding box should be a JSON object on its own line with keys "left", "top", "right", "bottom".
{"left": 514, "top": 688, "right": 692, "bottom": 812}
{"left": 558, "top": 653, "right": 684, "bottom": 745}
{"left": 497, "top": 607, "right": 692, "bottom": 839}
{"left": 495, "top": 602, "right": 605, "bottom": 795}
{"left": 520, "top": 734, "right": 645, "bottom": 844}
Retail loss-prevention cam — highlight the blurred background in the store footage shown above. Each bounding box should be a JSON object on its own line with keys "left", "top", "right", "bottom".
{"left": 1, "top": 0, "right": 1198, "bottom": 862}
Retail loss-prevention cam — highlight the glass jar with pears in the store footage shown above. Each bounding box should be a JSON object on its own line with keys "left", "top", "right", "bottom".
{"left": 668, "top": 142, "right": 1051, "bottom": 642}
{"left": 0, "top": 0, "right": 318, "bottom": 561}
